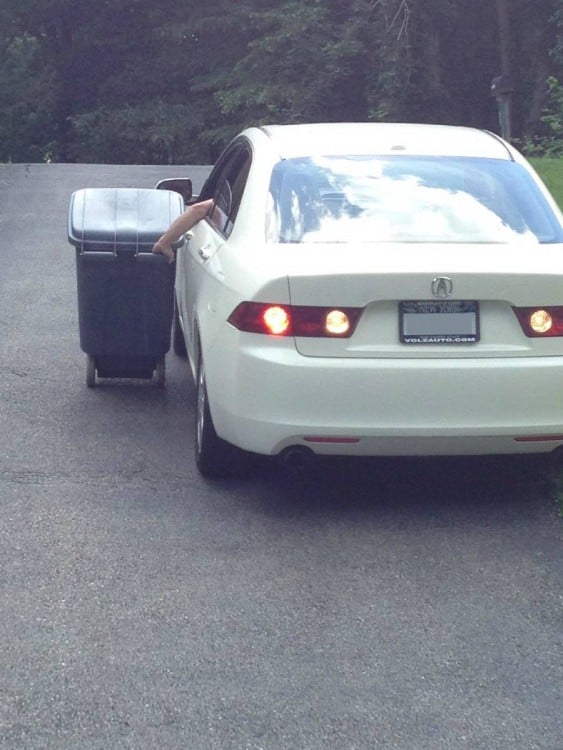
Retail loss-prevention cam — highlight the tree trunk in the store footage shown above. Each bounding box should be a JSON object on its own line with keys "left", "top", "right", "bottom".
{"left": 494, "top": 0, "right": 513, "bottom": 138}
{"left": 496, "top": 0, "right": 512, "bottom": 76}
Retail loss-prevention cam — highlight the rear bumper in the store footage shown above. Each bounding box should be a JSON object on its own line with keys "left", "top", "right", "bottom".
{"left": 204, "top": 334, "right": 563, "bottom": 456}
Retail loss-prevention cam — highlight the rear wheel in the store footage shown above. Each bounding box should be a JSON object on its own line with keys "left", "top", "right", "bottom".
{"left": 195, "top": 358, "right": 247, "bottom": 477}
{"left": 172, "top": 298, "right": 187, "bottom": 357}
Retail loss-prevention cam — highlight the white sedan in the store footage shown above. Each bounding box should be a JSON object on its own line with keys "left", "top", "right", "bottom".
{"left": 168, "top": 123, "right": 563, "bottom": 476}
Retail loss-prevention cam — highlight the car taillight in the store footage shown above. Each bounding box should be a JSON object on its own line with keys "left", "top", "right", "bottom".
{"left": 263, "top": 305, "right": 291, "bottom": 335}
{"left": 513, "top": 307, "right": 563, "bottom": 337}
{"left": 228, "top": 302, "right": 362, "bottom": 337}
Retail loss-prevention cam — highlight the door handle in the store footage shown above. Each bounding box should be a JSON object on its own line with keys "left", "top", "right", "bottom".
{"left": 198, "top": 244, "right": 212, "bottom": 260}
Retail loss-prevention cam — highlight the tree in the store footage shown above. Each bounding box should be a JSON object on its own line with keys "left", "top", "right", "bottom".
{"left": 0, "top": 0, "right": 205, "bottom": 162}
{"left": 0, "top": 0, "right": 561, "bottom": 162}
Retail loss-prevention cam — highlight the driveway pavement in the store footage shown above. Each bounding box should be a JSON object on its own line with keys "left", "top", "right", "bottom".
{"left": 0, "top": 163, "right": 562, "bottom": 750}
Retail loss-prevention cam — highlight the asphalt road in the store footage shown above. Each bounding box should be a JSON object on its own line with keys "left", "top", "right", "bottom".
{"left": 1, "top": 163, "right": 562, "bottom": 750}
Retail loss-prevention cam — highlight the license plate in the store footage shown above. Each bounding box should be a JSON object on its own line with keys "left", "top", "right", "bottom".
{"left": 400, "top": 300, "right": 479, "bottom": 344}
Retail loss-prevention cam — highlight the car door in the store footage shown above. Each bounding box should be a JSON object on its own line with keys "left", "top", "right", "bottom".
{"left": 178, "top": 142, "right": 252, "bottom": 368}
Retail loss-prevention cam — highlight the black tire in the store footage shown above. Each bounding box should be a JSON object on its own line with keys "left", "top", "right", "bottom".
{"left": 86, "top": 355, "right": 96, "bottom": 387}
{"left": 172, "top": 298, "right": 187, "bottom": 357}
{"left": 154, "top": 356, "right": 166, "bottom": 388}
{"left": 195, "top": 358, "right": 248, "bottom": 478}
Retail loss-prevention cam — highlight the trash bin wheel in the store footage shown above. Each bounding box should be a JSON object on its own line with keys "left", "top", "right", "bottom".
{"left": 86, "top": 355, "right": 96, "bottom": 387}
{"left": 155, "top": 357, "right": 166, "bottom": 388}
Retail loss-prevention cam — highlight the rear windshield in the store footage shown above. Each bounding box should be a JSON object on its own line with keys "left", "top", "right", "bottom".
{"left": 266, "top": 155, "right": 563, "bottom": 244}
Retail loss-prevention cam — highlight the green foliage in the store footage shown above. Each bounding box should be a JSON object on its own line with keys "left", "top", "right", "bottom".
{"left": 541, "top": 77, "right": 563, "bottom": 152}
{"left": 215, "top": 2, "right": 369, "bottom": 125}
{"left": 0, "top": 34, "right": 56, "bottom": 161}
{"left": 0, "top": 0, "right": 562, "bottom": 163}
{"left": 69, "top": 102, "right": 204, "bottom": 164}
{"left": 516, "top": 78, "right": 563, "bottom": 157}
{"left": 529, "top": 156, "right": 563, "bottom": 208}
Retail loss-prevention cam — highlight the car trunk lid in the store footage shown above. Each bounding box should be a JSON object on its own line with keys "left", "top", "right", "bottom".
{"left": 281, "top": 241, "right": 563, "bottom": 358}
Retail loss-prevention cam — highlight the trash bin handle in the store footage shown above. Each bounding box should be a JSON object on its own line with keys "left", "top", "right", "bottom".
{"left": 133, "top": 251, "right": 172, "bottom": 264}
{"left": 79, "top": 250, "right": 117, "bottom": 261}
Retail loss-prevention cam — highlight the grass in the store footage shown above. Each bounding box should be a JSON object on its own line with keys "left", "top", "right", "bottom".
{"left": 529, "top": 157, "right": 563, "bottom": 208}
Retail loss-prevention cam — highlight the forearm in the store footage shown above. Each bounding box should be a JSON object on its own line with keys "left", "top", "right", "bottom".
{"left": 152, "top": 198, "right": 213, "bottom": 262}
{"left": 159, "top": 199, "right": 212, "bottom": 246}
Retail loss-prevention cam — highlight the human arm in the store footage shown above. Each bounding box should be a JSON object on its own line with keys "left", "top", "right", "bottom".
{"left": 152, "top": 198, "right": 213, "bottom": 263}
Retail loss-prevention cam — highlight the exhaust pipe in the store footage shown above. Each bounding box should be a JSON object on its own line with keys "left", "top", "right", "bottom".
{"left": 279, "top": 445, "right": 315, "bottom": 472}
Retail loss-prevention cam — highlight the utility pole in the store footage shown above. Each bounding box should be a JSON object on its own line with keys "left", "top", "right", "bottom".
{"left": 491, "top": 75, "right": 515, "bottom": 140}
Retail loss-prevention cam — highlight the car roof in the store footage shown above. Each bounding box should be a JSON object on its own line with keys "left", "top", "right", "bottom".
{"left": 254, "top": 123, "right": 513, "bottom": 160}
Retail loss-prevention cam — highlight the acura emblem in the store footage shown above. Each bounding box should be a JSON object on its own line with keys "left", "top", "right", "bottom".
{"left": 431, "top": 276, "right": 453, "bottom": 299}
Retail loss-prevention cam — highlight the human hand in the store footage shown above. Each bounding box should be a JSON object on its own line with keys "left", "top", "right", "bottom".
{"left": 152, "top": 239, "right": 175, "bottom": 264}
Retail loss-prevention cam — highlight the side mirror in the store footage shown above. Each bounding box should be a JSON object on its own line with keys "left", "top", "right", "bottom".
{"left": 155, "top": 178, "right": 193, "bottom": 203}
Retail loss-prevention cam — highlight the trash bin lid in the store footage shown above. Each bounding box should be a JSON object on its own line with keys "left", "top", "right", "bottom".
{"left": 68, "top": 187, "right": 186, "bottom": 252}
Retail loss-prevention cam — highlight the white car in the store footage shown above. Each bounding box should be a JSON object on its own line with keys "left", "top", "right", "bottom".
{"left": 169, "top": 122, "right": 563, "bottom": 476}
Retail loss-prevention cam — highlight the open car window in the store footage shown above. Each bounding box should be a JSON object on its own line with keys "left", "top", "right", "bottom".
{"left": 208, "top": 147, "right": 251, "bottom": 238}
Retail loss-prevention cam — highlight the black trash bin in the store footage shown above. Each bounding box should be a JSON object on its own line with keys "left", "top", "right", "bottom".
{"left": 68, "top": 187, "right": 185, "bottom": 387}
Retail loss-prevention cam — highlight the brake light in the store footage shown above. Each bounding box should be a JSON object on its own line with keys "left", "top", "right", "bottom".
{"left": 513, "top": 307, "right": 563, "bottom": 337}
{"left": 263, "top": 306, "right": 291, "bottom": 335}
{"left": 228, "top": 302, "right": 362, "bottom": 337}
